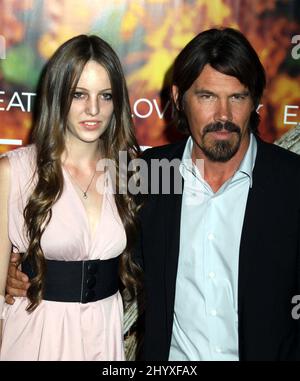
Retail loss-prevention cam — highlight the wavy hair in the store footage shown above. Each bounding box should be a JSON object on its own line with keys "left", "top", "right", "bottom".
{"left": 23, "top": 35, "right": 141, "bottom": 311}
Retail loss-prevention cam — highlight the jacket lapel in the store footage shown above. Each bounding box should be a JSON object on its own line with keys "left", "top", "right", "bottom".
{"left": 162, "top": 140, "right": 186, "bottom": 341}
{"left": 238, "top": 137, "right": 272, "bottom": 359}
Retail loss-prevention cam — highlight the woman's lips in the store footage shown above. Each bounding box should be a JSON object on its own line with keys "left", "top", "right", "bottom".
{"left": 79, "top": 121, "right": 101, "bottom": 130}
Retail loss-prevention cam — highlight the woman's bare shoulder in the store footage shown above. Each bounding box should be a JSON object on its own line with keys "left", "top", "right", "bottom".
{"left": 0, "top": 156, "right": 11, "bottom": 178}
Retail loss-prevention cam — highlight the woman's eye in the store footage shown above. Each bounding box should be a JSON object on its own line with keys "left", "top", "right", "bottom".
{"left": 101, "top": 93, "right": 113, "bottom": 101}
{"left": 73, "top": 92, "right": 85, "bottom": 99}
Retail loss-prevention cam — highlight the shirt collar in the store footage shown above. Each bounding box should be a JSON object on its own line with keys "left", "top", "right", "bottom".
{"left": 237, "top": 133, "right": 257, "bottom": 187}
{"left": 180, "top": 133, "right": 257, "bottom": 188}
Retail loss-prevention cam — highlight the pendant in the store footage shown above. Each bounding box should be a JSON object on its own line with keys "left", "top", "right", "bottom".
{"left": 83, "top": 192, "right": 88, "bottom": 199}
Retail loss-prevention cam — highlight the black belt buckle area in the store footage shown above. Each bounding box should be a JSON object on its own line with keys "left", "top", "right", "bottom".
{"left": 22, "top": 256, "right": 120, "bottom": 303}
{"left": 80, "top": 260, "right": 98, "bottom": 303}
{"left": 80, "top": 258, "right": 120, "bottom": 303}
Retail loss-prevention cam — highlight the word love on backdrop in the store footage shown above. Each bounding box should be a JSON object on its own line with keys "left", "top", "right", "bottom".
{"left": 0, "top": 0, "right": 299, "bottom": 153}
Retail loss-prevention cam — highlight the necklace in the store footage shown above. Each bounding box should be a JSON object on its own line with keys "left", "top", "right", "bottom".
{"left": 65, "top": 166, "right": 97, "bottom": 199}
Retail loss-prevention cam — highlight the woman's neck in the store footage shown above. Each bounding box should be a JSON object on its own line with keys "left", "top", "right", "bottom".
{"left": 62, "top": 139, "right": 102, "bottom": 169}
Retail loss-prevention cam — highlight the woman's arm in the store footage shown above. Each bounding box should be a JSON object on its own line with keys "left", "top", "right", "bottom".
{"left": 0, "top": 157, "right": 12, "bottom": 343}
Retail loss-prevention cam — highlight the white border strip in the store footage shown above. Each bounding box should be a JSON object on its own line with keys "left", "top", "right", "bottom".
{"left": 0, "top": 139, "right": 23, "bottom": 145}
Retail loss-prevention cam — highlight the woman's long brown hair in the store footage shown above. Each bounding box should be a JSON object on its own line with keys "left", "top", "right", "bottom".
{"left": 23, "top": 35, "right": 141, "bottom": 311}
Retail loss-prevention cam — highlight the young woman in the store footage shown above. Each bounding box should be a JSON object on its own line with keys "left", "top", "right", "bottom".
{"left": 0, "top": 34, "right": 141, "bottom": 360}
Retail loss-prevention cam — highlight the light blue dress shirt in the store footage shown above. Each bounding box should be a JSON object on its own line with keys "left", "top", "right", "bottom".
{"left": 169, "top": 133, "right": 257, "bottom": 361}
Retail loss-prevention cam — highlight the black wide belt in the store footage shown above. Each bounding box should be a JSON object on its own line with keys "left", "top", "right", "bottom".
{"left": 21, "top": 256, "right": 120, "bottom": 303}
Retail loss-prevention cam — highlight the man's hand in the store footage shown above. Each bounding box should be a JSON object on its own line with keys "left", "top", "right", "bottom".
{"left": 5, "top": 253, "right": 30, "bottom": 304}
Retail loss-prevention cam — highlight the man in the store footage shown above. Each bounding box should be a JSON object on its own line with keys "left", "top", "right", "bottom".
{"left": 5, "top": 28, "right": 300, "bottom": 361}
{"left": 136, "top": 27, "right": 300, "bottom": 361}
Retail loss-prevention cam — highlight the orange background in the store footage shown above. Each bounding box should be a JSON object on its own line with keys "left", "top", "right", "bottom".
{"left": 0, "top": 0, "right": 299, "bottom": 154}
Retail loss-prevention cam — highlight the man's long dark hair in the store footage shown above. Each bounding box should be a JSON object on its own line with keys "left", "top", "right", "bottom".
{"left": 171, "top": 27, "right": 266, "bottom": 134}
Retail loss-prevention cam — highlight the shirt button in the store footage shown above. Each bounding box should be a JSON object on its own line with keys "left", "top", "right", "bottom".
{"left": 215, "top": 346, "right": 222, "bottom": 353}
{"left": 208, "top": 233, "right": 214, "bottom": 240}
{"left": 210, "top": 309, "right": 217, "bottom": 316}
{"left": 208, "top": 272, "right": 215, "bottom": 279}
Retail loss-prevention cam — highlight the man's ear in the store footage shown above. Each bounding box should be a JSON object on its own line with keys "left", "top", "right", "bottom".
{"left": 172, "top": 85, "right": 180, "bottom": 109}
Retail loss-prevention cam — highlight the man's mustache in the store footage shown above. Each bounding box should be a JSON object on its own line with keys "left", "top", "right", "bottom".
{"left": 203, "top": 121, "right": 241, "bottom": 135}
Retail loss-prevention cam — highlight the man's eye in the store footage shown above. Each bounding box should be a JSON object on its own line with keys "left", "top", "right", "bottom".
{"left": 199, "top": 94, "right": 214, "bottom": 101}
{"left": 101, "top": 93, "right": 113, "bottom": 101}
{"left": 231, "top": 94, "right": 248, "bottom": 102}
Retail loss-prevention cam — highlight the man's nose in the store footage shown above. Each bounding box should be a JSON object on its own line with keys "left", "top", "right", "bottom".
{"left": 213, "top": 98, "right": 233, "bottom": 123}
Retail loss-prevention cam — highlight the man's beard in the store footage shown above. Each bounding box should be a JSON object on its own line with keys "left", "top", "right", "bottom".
{"left": 197, "top": 121, "right": 242, "bottom": 162}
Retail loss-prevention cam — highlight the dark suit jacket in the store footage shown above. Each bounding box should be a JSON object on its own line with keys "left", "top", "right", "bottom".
{"left": 137, "top": 136, "right": 300, "bottom": 360}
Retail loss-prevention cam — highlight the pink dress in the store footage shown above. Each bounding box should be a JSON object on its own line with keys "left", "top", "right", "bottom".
{"left": 0, "top": 145, "right": 126, "bottom": 361}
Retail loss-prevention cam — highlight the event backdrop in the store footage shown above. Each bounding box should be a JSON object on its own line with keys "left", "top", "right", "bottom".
{"left": 0, "top": 0, "right": 299, "bottom": 154}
